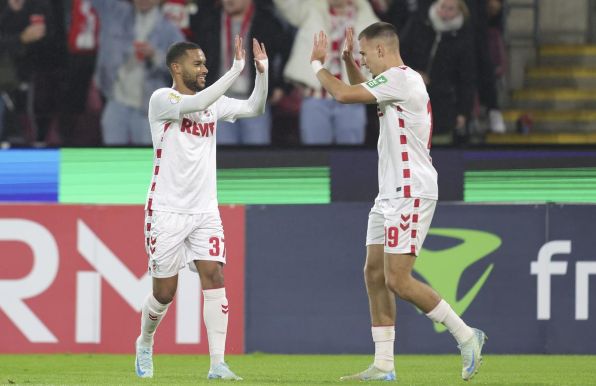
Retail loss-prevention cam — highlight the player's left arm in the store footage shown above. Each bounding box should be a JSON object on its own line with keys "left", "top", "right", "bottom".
{"left": 311, "top": 31, "right": 376, "bottom": 105}
{"left": 222, "top": 39, "right": 269, "bottom": 119}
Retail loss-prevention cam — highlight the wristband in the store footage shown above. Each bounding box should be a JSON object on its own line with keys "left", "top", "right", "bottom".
{"left": 311, "top": 60, "right": 324, "bottom": 74}
{"left": 232, "top": 59, "right": 245, "bottom": 72}
{"left": 255, "top": 58, "right": 269, "bottom": 72}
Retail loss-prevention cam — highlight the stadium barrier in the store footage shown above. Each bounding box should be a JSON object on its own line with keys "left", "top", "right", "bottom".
{"left": 0, "top": 205, "right": 245, "bottom": 354}
{"left": 4, "top": 148, "right": 596, "bottom": 205}
{"left": 246, "top": 203, "right": 596, "bottom": 354}
{"left": 1, "top": 202, "right": 595, "bottom": 354}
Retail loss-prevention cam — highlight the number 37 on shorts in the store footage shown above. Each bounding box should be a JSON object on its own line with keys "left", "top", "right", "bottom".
{"left": 209, "top": 236, "right": 226, "bottom": 258}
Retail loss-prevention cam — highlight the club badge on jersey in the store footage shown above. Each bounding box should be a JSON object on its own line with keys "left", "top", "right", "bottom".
{"left": 168, "top": 92, "right": 181, "bottom": 104}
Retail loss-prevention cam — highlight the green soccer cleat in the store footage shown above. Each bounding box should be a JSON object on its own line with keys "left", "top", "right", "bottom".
{"left": 459, "top": 328, "right": 487, "bottom": 381}
{"left": 340, "top": 364, "right": 396, "bottom": 381}
{"left": 207, "top": 362, "right": 243, "bottom": 380}
{"left": 135, "top": 343, "right": 154, "bottom": 378}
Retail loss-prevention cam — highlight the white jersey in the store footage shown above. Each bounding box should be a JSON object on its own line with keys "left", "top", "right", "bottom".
{"left": 362, "top": 66, "right": 438, "bottom": 200}
{"left": 145, "top": 88, "right": 243, "bottom": 214}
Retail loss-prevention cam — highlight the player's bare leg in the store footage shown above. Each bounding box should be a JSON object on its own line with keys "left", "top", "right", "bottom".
{"left": 384, "top": 252, "right": 486, "bottom": 381}
{"left": 340, "top": 245, "right": 396, "bottom": 381}
{"left": 195, "top": 261, "right": 242, "bottom": 381}
{"left": 366, "top": 245, "right": 396, "bottom": 328}
{"left": 383, "top": 253, "right": 440, "bottom": 312}
{"left": 135, "top": 275, "right": 178, "bottom": 378}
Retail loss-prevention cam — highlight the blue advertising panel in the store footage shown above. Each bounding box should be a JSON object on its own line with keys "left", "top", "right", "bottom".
{"left": 0, "top": 150, "right": 59, "bottom": 202}
{"left": 543, "top": 204, "right": 596, "bottom": 353}
{"left": 245, "top": 203, "right": 372, "bottom": 354}
{"left": 245, "top": 203, "right": 596, "bottom": 354}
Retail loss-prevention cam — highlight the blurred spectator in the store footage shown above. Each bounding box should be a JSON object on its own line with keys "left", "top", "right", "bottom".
{"left": 161, "top": 0, "right": 198, "bottom": 40}
{"left": 34, "top": 0, "right": 67, "bottom": 147}
{"left": 90, "top": 0, "right": 183, "bottom": 145}
{"left": 465, "top": 0, "right": 505, "bottom": 134}
{"left": 58, "top": 0, "right": 100, "bottom": 146}
{"left": 191, "top": 0, "right": 293, "bottom": 145}
{"left": 274, "top": 0, "right": 378, "bottom": 145}
{"left": 400, "top": 0, "right": 476, "bottom": 144}
{"left": 372, "top": 0, "right": 420, "bottom": 33}
{"left": 487, "top": 0, "right": 507, "bottom": 107}
{"left": 398, "top": 0, "right": 506, "bottom": 137}
{"left": 0, "top": 0, "right": 54, "bottom": 146}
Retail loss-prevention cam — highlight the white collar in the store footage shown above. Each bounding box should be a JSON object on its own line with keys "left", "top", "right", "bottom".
{"left": 428, "top": 2, "right": 464, "bottom": 33}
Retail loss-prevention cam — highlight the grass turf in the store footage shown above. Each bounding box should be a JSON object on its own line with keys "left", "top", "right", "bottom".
{"left": 1, "top": 354, "right": 595, "bottom": 385}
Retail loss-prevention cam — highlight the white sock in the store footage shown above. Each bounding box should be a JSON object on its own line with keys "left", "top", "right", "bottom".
{"left": 426, "top": 299, "right": 474, "bottom": 345}
{"left": 371, "top": 326, "right": 395, "bottom": 372}
{"left": 203, "top": 287, "right": 228, "bottom": 370}
{"left": 137, "top": 294, "right": 170, "bottom": 347}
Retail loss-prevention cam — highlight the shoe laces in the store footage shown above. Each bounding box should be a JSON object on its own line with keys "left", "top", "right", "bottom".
{"left": 459, "top": 337, "right": 479, "bottom": 367}
{"left": 137, "top": 347, "right": 153, "bottom": 369}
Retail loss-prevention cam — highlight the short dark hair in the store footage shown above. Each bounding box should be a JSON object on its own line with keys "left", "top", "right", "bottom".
{"left": 166, "top": 41, "right": 202, "bottom": 68}
{"left": 358, "top": 22, "right": 398, "bottom": 41}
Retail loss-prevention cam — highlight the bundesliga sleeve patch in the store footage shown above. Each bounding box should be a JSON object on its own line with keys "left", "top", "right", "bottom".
{"left": 168, "top": 92, "right": 182, "bottom": 104}
{"left": 366, "top": 75, "right": 388, "bottom": 88}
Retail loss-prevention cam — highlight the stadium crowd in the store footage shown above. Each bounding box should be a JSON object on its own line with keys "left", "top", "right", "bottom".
{"left": 0, "top": 0, "right": 506, "bottom": 147}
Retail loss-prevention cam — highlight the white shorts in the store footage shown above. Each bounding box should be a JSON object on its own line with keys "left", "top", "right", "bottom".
{"left": 144, "top": 210, "right": 226, "bottom": 278}
{"left": 366, "top": 197, "right": 436, "bottom": 256}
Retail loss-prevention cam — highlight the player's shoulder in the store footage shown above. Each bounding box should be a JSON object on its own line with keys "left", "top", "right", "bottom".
{"left": 386, "top": 66, "right": 417, "bottom": 81}
{"left": 150, "top": 87, "right": 177, "bottom": 100}
{"left": 150, "top": 88, "right": 182, "bottom": 105}
{"left": 401, "top": 66, "right": 426, "bottom": 84}
{"left": 365, "top": 67, "right": 409, "bottom": 88}
{"left": 388, "top": 66, "right": 426, "bottom": 89}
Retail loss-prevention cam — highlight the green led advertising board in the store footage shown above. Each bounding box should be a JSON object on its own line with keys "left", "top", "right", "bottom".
{"left": 60, "top": 149, "right": 330, "bottom": 205}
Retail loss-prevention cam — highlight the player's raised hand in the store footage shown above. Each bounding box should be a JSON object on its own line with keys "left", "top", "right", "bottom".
{"left": 342, "top": 27, "right": 355, "bottom": 62}
{"left": 234, "top": 35, "right": 246, "bottom": 62}
{"left": 253, "top": 38, "right": 268, "bottom": 74}
{"left": 310, "top": 30, "right": 328, "bottom": 64}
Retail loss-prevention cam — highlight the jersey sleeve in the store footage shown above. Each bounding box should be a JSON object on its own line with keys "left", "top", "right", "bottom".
{"left": 148, "top": 89, "right": 183, "bottom": 122}
{"left": 214, "top": 96, "right": 241, "bottom": 123}
{"left": 361, "top": 68, "right": 409, "bottom": 104}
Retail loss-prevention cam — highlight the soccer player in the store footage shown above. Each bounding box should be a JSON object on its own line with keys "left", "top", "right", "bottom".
{"left": 135, "top": 36, "right": 268, "bottom": 380}
{"left": 310, "top": 23, "right": 486, "bottom": 381}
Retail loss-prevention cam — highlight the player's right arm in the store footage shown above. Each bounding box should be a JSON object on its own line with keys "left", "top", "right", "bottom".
{"left": 178, "top": 36, "right": 246, "bottom": 114}
{"left": 342, "top": 27, "right": 368, "bottom": 85}
{"left": 311, "top": 31, "right": 376, "bottom": 104}
{"left": 150, "top": 36, "right": 246, "bottom": 121}
{"left": 177, "top": 60, "right": 244, "bottom": 114}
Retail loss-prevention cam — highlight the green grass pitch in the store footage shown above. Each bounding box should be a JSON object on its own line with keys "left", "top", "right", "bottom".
{"left": 1, "top": 354, "right": 595, "bottom": 385}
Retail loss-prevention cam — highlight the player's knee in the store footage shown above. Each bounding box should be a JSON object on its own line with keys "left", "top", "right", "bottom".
{"left": 385, "top": 275, "right": 413, "bottom": 301}
{"left": 199, "top": 268, "right": 225, "bottom": 289}
{"left": 153, "top": 288, "right": 176, "bottom": 305}
{"left": 364, "top": 263, "right": 384, "bottom": 286}
{"left": 203, "top": 273, "right": 225, "bottom": 289}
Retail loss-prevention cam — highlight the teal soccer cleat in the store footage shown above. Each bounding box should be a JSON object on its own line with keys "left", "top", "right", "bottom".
{"left": 459, "top": 328, "right": 487, "bottom": 381}
{"left": 135, "top": 343, "right": 154, "bottom": 378}
{"left": 340, "top": 364, "right": 396, "bottom": 381}
{"left": 207, "top": 362, "right": 243, "bottom": 380}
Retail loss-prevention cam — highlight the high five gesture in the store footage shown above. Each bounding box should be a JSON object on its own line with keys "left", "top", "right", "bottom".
{"left": 234, "top": 35, "right": 245, "bottom": 62}
{"left": 253, "top": 38, "right": 268, "bottom": 74}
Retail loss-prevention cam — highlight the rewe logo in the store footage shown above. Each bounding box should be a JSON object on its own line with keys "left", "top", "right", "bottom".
{"left": 415, "top": 228, "right": 502, "bottom": 332}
